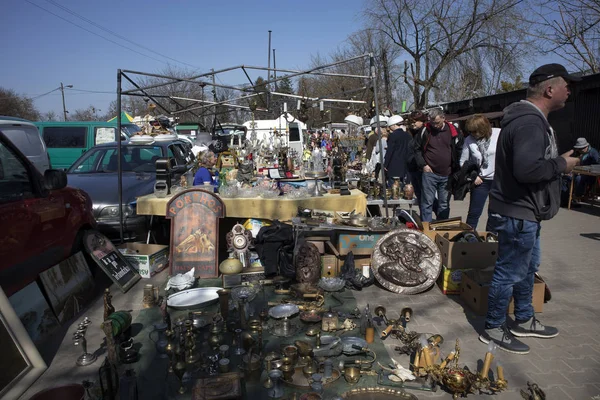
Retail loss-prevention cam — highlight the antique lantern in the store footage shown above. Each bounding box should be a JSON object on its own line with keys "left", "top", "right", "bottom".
{"left": 321, "top": 308, "right": 338, "bottom": 332}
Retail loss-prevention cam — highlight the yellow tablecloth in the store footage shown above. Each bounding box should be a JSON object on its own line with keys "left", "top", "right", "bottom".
{"left": 136, "top": 189, "right": 367, "bottom": 220}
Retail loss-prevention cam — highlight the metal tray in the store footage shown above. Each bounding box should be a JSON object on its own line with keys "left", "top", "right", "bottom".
{"left": 167, "top": 287, "right": 221, "bottom": 309}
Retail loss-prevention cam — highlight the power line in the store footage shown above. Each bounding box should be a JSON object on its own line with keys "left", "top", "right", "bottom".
{"left": 66, "top": 88, "right": 114, "bottom": 94}
{"left": 24, "top": 0, "right": 188, "bottom": 68}
{"left": 42, "top": 0, "right": 201, "bottom": 70}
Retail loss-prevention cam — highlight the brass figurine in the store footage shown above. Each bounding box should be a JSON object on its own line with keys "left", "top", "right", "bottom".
{"left": 103, "top": 288, "right": 115, "bottom": 321}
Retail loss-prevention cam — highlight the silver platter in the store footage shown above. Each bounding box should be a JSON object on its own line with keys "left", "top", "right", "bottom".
{"left": 371, "top": 228, "right": 441, "bottom": 294}
{"left": 269, "top": 304, "right": 300, "bottom": 319}
{"left": 167, "top": 287, "right": 222, "bottom": 309}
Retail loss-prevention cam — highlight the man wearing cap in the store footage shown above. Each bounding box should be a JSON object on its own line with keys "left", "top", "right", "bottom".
{"left": 480, "top": 64, "right": 581, "bottom": 354}
{"left": 384, "top": 115, "right": 413, "bottom": 186}
{"left": 571, "top": 137, "right": 600, "bottom": 199}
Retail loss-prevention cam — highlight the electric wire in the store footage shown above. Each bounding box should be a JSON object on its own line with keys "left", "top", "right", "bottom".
{"left": 42, "top": 0, "right": 201, "bottom": 70}
{"left": 24, "top": 0, "right": 189, "bottom": 68}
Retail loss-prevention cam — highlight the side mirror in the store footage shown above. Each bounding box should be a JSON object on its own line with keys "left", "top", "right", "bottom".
{"left": 44, "top": 169, "right": 67, "bottom": 190}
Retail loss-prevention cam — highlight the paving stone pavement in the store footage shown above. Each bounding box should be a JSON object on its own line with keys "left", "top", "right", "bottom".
{"left": 353, "top": 197, "right": 600, "bottom": 400}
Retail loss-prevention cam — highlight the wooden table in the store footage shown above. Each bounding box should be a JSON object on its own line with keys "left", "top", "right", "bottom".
{"left": 568, "top": 167, "right": 600, "bottom": 209}
{"left": 137, "top": 189, "right": 367, "bottom": 220}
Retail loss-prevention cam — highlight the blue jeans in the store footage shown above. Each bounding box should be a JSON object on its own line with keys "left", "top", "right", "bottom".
{"left": 421, "top": 172, "right": 449, "bottom": 222}
{"left": 466, "top": 179, "right": 493, "bottom": 230}
{"left": 485, "top": 214, "right": 541, "bottom": 328}
{"left": 575, "top": 174, "right": 595, "bottom": 197}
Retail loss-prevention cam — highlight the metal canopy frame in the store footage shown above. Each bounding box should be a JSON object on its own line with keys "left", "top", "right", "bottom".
{"left": 115, "top": 53, "right": 388, "bottom": 243}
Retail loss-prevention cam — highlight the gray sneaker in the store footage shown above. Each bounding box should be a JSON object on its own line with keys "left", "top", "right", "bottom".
{"left": 510, "top": 317, "right": 559, "bottom": 338}
{"left": 479, "top": 323, "right": 530, "bottom": 354}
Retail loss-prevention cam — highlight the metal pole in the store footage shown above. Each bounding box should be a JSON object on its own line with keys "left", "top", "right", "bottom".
{"left": 273, "top": 49, "right": 278, "bottom": 92}
{"left": 267, "top": 30, "right": 272, "bottom": 111}
{"left": 370, "top": 54, "right": 389, "bottom": 218}
{"left": 117, "top": 70, "right": 124, "bottom": 243}
{"left": 61, "top": 82, "right": 68, "bottom": 121}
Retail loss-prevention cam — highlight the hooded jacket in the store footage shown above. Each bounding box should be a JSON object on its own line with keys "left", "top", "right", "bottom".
{"left": 489, "top": 100, "right": 567, "bottom": 221}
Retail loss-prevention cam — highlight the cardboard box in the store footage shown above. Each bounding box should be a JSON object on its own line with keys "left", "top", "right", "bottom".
{"left": 461, "top": 272, "right": 545, "bottom": 315}
{"left": 422, "top": 221, "right": 472, "bottom": 242}
{"left": 321, "top": 255, "right": 339, "bottom": 277}
{"left": 435, "top": 232, "right": 498, "bottom": 269}
{"left": 337, "top": 232, "right": 383, "bottom": 256}
{"left": 308, "top": 240, "right": 326, "bottom": 254}
{"left": 437, "top": 265, "right": 470, "bottom": 295}
{"left": 118, "top": 243, "right": 169, "bottom": 278}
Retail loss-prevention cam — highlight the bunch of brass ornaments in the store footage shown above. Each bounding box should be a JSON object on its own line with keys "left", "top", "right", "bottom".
{"left": 371, "top": 228, "right": 442, "bottom": 294}
{"left": 421, "top": 339, "right": 508, "bottom": 399}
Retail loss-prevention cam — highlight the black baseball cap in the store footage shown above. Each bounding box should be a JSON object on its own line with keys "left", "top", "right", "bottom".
{"left": 529, "top": 63, "right": 582, "bottom": 85}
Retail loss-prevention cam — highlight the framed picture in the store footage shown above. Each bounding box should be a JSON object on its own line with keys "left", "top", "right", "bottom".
{"left": 83, "top": 230, "right": 141, "bottom": 293}
{"left": 8, "top": 282, "right": 60, "bottom": 344}
{"left": 0, "top": 286, "right": 47, "bottom": 399}
{"left": 39, "top": 252, "right": 95, "bottom": 324}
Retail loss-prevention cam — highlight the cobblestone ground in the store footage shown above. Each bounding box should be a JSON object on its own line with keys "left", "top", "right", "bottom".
{"left": 354, "top": 197, "right": 600, "bottom": 400}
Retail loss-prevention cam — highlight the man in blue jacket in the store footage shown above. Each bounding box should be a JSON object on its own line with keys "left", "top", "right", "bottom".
{"left": 479, "top": 64, "right": 581, "bottom": 354}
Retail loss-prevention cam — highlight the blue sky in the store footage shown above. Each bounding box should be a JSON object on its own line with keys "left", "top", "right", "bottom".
{"left": 1, "top": 0, "right": 364, "bottom": 116}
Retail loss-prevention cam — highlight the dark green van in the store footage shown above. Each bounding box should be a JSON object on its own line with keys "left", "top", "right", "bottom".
{"left": 34, "top": 121, "right": 141, "bottom": 169}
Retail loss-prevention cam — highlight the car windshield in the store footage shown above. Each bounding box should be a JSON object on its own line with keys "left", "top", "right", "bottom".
{"left": 68, "top": 145, "right": 163, "bottom": 173}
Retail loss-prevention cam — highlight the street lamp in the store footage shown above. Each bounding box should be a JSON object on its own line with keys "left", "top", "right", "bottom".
{"left": 60, "top": 83, "right": 73, "bottom": 121}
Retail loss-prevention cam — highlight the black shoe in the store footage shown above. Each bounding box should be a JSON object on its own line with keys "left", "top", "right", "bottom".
{"left": 509, "top": 317, "right": 559, "bottom": 338}
{"left": 479, "top": 323, "right": 530, "bottom": 354}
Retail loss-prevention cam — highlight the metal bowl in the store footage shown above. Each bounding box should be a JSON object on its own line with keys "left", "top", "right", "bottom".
{"left": 318, "top": 278, "right": 346, "bottom": 292}
{"left": 269, "top": 304, "right": 300, "bottom": 319}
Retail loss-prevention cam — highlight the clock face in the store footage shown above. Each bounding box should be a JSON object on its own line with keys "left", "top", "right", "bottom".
{"left": 233, "top": 235, "right": 247, "bottom": 250}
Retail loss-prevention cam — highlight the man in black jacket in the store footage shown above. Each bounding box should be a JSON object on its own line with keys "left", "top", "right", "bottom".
{"left": 413, "top": 108, "right": 463, "bottom": 222}
{"left": 479, "top": 64, "right": 581, "bottom": 354}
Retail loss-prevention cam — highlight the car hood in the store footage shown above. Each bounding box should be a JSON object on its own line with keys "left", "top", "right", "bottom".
{"left": 67, "top": 172, "right": 155, "bottom": 205}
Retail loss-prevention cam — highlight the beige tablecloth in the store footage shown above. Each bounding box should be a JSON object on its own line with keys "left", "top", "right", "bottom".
{"left": 136, "top": 189, "right": 367, "bottom": 220}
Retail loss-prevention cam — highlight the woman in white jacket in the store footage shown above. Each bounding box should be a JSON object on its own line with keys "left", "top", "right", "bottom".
{"left": 460, "top": 115, "right": 500, "bottom": 229}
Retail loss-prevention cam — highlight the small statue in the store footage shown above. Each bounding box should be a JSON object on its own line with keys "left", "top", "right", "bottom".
{"left": 237, "top": 160, "right": 254, "bottom": 185}
{"left": 103, "top": 288, "right": 115, "bottom": 321}
{"left": 295, "top": 242, "right": 321, "bottom": 285}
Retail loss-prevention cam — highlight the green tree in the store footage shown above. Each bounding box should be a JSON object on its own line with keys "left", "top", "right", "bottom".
{"left": 498, "top": 76, "right": 525, "bottom": 93}
{"left": 277, "top": 77, "right": 294, "bottom": 95}
{"left": 0, "top": 87, "right": 41, "bottom": 120}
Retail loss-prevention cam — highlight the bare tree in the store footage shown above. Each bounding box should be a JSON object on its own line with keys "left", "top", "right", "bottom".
{"left": 534, "top": 0, "right": 600, "bottom": 73}
{"left": 42, "top": 110, "right": 58, "bottom": 121}
{"left": 70, "top": 106, "right": 97, "bottom": 121}
{"left": 0, "top": 87, "right": 41, "bottom": 120}
{"left": 364, "top": 0, "right": 531, "bottom": 108}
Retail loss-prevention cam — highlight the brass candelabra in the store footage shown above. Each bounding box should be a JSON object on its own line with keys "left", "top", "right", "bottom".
{"left": 419, "top": 339, "right": 507, "bottom": 399}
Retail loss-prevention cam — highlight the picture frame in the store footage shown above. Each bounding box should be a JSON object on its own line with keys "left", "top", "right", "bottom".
{"left": 0, "top": 286, "right": 47, "bottom": 399}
